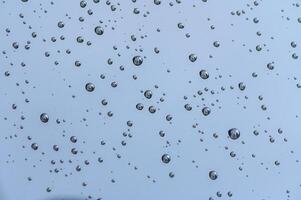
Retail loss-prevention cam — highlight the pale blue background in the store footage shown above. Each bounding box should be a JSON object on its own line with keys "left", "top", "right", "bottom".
{"left": 0, "top": 0, "right": 301, "bottom": 199}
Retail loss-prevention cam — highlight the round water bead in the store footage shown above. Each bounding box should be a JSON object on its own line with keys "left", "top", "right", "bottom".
{"left": 228, "top": 128, "right": 240, "bottom": 140}
{"left": 209, "top": 170, "right": 218, "bottom": 180}
{"left": 161, "top": 154, "right": 171, "bottom": 164}
{"left": 40, "top": 113, "right": 49, "bottom": 123}
{"left": 199, "top": 70, "right": 209, "bottom": 79}
{"left": 85, "top": 83, "right": 95, "bottom": 92}
{"left": 133, "top": 56, "right": 143, "bottom": 66}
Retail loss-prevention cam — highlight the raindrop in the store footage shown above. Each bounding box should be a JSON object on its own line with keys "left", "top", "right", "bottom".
{"left": 189, "top": 54, "right": 197, "bottom": 62}
{"left": 209, "top": 170, "right": 218, "bottom": 180}
{"left": 40, "top": 113, "right": 49, "bottom": 123}
{"left": 133, "top": 56, "right": 143, "bottom": 66}
{"left": 199, "top": 70, "right": 209, "bottom": 79}
{"left": 161, "top": 154, "right": 171, "bottom": 164}
{"left": 85, "top": 83, "right": 95, "bottom": 92}
{"left": 228, "top": 128, "right": 240, "bottom": 140}
{"left": 144, "top": 90, "right": 153, "bottom": 99}
{"left": 202, "top": 107, "right": 211, "bottom": 116}
{"left": 95, "top": 26, "right": 104, "bottom": 35}
{"left": 31, "top": 143, "right": 39, "bottom": 150}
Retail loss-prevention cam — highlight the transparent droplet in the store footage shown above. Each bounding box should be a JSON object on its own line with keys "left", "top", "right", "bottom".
{"left": 148, "top": 106, "right": 156, "bottom": 113}
{"left": 85, "top": 83, "right": 95, "bottom": 92}
{"left": 213, "top": 41, "right": 220, "bottom": 47}
{"left": 40, "top": 113, "right": 49, "bottom": 123}
{"left": 161, "top": 154, "right": 171, "bottom": 164}
{"left": 169, "top": 172, "right": 175, "bottom": 178}
{"left": 95, "top": 26, "right": 104, "bottom": 35}
{"left": 202, "top": 107, "right": 211, "bottom": 116}
{"left": 136, "top": 103, "right": 144, "bottom": 110}
{"left": 189, "top": 54, "right": 197, "bottom": 62}
{"left": 144, "top": 90, "right": 153, "bottom": 99}
{"left": 133, "top": 56, "right": 143, "bottom": 66}
{"left": 238, "top": 82, "right": 246, "bottom": 91}
{"left": 199, "top": 70, "right": 209, "bottom": 79}
{"left": 228, "top": 128, "right": 240, "bottom": 140}
{"left": 209, "top": 170, "right": 218, "bottom": 180}
{"left": 31, "top": 143, "right": 39, "bottom": 150}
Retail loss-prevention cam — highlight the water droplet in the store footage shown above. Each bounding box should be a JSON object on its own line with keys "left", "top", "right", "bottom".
{"left": 199, "top": 70, "right": 209, "bottom": 79}
{"left": 228, "top": 128, "right": 240, "bottom": 140}
{"left": 209, "top": 170, "right": 218, "bottom": 180}
{"left": 95, "top": 26, "right": 104, "bottom": 35}
{"left": 161, "top": 154, "right": 171, "bottom": 164}
{"left": 40, "top": 113, "right": 49, "bottom": 123}
{"left": 85, "top": 83, "right": 95, "bottom": 92}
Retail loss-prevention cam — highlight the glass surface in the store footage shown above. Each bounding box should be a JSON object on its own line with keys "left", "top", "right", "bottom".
{"left": 0, "top": 0, "right": 300, "bottom": 199}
